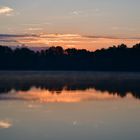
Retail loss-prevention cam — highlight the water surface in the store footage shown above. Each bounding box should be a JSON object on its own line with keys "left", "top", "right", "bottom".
{"left": 0, "top": 71, "right": 140, "bottom": 140}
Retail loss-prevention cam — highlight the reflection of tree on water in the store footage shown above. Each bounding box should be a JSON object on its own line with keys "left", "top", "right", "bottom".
{"left": 0, "top": 72, "right": 140, "bottom": 99}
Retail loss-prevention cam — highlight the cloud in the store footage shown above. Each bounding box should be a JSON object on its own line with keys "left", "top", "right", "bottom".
{"left": 0, "top": 34, "right": 39, "bottom": 45}
{"left": 0, "top": 6, "right": 14, "bottom": 15}
{"left": 0, "top": 34, "right": 38, "bottom": 38}
{"left": 28, "top": 28, "right": 43, "bottom": 31}
{"left": 70, "top": 8, "right": 102, "bottom": 17}
{"left": 0, "top": 39, "right": 18, "bottom": 43}
{"left": 0, "top": 34, "right": 38, "bottom": 44}
{"left": 83, "top": 35, "right": 140, "bottom": 40}
{"left": 0, "top": 33, "right": 139, "bottom": 51}
{"left": 40, "top": 34, "right": 81, "bottom": 39}
{"left": 0, "top": 120, "right": 12, "bottom": 129}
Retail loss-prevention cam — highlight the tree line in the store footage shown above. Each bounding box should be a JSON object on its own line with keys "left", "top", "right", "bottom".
{"left": 0, "top": 43, "right": 140, "bottom": 71}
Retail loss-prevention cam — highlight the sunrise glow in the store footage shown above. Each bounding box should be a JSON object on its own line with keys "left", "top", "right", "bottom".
{"left": 0, "top": 0, "right": 139, "bottom": 50}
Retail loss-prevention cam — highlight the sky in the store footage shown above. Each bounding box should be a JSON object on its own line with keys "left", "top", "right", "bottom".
{"left": 0, "top": 0, "right": 140, "bottom": 50}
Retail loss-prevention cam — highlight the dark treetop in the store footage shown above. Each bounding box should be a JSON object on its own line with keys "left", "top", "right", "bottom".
{"left": 0, "top": 43, "right": 140, "bottom": 71}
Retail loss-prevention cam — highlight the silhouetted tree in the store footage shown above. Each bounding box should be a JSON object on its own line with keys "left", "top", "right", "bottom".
{"left": 0, "top": 43, "right": 140, "bottom": 71}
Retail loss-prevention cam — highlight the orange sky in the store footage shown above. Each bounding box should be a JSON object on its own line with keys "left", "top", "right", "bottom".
{"left": 0, "top": 33, "right": 139, "bottom": 51}
{"left": 0, "top": 0, "right": 140, "bottom": 50}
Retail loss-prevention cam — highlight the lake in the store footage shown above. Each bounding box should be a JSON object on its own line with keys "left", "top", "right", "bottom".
{"left": 0, "top": 71, "right": 140, "bottom": 140}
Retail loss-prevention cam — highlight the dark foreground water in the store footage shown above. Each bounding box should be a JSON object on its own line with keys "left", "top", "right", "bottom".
{"left": 0, "top": 71, "right": 140, "bottom": 140}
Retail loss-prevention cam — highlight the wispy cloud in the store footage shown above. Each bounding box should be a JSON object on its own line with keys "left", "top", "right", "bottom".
{"left": 83, "top": 35, "right": 140, "bottom": 40}
{"left": 0, "top": 34, "right": 39, "bottom": 45}
{"left": 0, "top": 39, "right": 18, "bottom": 43}
{"left": 70, "top": 8, "right": 102, "bottom": 17}
{"left": 27, "top": 28, "right": 43, "bottom": 31}
{"left": 0, "top": 33, "right": 139, "bottom": 50}
{"left": 0, "top": 6, "right": 14, "bottom": 15}
{"left": 0, "top": 34, "right": 38, "bottom": 38}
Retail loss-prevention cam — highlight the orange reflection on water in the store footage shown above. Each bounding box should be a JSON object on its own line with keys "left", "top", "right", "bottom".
{"left": 10, "top": 87, "right": 122, "bottom": 103}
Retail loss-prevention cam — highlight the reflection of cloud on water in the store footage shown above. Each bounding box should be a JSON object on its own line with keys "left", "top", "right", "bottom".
{"left": 0, "top": 87, "right": 137, "bottom": 103}
{"left": 6, "top": 87, "right": 122, "bottom": 103}
{"left": 0, "top": 119, "right": 12, "bottom": 129}
{"left": 0, "top": 87, "right": 138, "bottom": 103}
